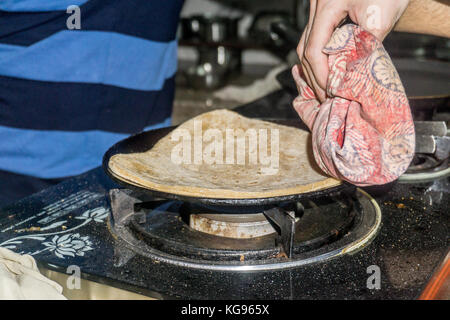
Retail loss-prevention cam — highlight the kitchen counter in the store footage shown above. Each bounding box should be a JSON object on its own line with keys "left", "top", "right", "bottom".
{"left": 172, "top": 62, "right": 283, "bottom": 124}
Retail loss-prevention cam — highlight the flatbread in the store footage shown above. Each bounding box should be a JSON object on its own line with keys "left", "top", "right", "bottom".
{"left": 108, "top": 109, "right": 341, "bottom": 199}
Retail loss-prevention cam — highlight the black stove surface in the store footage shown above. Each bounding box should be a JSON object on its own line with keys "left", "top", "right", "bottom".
{"left": 0, "top": 167, "right": 448, "bottom": 299}
{"left": 0, "top": 92, "right": 449, "bottom": 299}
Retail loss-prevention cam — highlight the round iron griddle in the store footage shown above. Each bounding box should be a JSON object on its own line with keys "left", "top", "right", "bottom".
{"left": 102, "top": 121, "right": 353, "bottom": 207}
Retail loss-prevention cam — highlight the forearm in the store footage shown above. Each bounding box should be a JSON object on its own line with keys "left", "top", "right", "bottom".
{"left": 394, "top": 0, "right": 450, "bottom": 38}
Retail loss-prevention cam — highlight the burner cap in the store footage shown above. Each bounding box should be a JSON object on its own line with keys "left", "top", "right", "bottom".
{"left": 190, "top": 213, "right": 277, "bottom": 238}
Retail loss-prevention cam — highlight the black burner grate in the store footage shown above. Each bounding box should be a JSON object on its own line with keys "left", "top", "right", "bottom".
{"left": 107, "top": 188, "right": 381, "bottom": 271}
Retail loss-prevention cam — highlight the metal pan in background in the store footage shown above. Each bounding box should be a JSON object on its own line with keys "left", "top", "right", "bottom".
{"left": 102, "top": 121, "right": 353, "bottom": 207}
{"left": 393, "top": 58, "right": 450, "bottom": 120}
{"left": 270, "top": 21, "right": 450, "bottom": 119}
{"left": 275, "top": 57, "right": 450, "bottom": 120}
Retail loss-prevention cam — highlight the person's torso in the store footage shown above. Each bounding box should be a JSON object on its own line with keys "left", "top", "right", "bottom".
{"left": 0, "top": 0, "right": 183, "bottom": 178}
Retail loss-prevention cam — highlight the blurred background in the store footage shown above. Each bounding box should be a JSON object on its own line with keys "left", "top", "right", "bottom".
{"left": 173, "top": 0, "right": 450, "bottom": 124}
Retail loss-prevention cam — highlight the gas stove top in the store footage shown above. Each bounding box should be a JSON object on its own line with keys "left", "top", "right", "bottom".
{"left": 108, "top": 187, "right": 380, "bottom": 272}
{"left": 0, "top": 166, "right": 448, "bottom": 299}
{"left": 1, "top": 93, "right": 449, "bottom": 299}
{"left": 400, "top": 120, "right": 450, "bottom": 183}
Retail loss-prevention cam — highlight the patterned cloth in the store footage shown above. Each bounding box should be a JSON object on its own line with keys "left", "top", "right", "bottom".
{"left": 292, "top": 24, "right": 415, "bottom": 186}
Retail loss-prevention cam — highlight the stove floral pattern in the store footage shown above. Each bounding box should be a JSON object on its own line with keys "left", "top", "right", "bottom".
{"left": 40, "top": 234, "right": 93, "bottom": 259}
{"left": 0, "top": 205, "right": 109, "bottom": 259}
{"left": 75, "top": 207, "right": 109, "bottom": 223}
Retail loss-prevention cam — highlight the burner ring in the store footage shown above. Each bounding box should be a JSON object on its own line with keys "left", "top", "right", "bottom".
{"left": 407, "top": 154, "right": 443, "bottom": 173}
{"left": 109, "top": 189, "right": 381, "bottom": 271}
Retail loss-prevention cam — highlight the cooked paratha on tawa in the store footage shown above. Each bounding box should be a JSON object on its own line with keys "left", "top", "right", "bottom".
{"left": 108, "top": 109, "right": 341, "bottom": 199}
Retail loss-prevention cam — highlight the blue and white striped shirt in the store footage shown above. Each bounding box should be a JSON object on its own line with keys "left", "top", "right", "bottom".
{"left": 0, "top": 0, "right": 183, "bottom": 178}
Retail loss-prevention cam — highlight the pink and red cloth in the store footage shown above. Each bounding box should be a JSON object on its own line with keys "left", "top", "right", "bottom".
{"left": 292, "top": 24, "right": 415, "bottom": 186}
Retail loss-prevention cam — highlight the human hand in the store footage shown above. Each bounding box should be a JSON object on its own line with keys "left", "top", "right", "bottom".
{"left": 296, "top": 0, "right": 410, "bottom": 102}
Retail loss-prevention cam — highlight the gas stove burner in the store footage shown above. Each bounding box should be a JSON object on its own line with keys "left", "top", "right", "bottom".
{"left": 189, "top": 213, "right": 278, "bottom": 238}
{"left": 185, "top": 201, "right": 305, "bottom": 239}
{"left": 107, "top": 188, "right": 381, "bottom": 271}
{"left": 399, "top": 154, "right": 450, "bottom": 182}
{"left": 407, "top": 154, "right": 444, "bottom": 173}
{"left": 402, "top": 120, "right": 450, "bottom": 182}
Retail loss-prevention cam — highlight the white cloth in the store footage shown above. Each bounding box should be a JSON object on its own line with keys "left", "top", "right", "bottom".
{"left": 0, "top": 247, "right": 66, "bottom": 300}
{"left": 213, "top": 64, "right": 286, "bottom": 104}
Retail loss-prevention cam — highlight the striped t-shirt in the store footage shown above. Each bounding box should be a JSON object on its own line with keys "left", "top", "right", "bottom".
{"left": 0, "top": 0, "right": 183, "bottom": 178}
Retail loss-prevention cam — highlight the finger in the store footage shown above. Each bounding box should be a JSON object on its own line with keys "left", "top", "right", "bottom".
{"left": 304, "top": 2, "right": 347, "bottom": 90}
{"left": 302, "top": 59, "right": 326, "bottom": 101}
{"left": 300, "top": 61, "right": 312, "bottom": 89}
{"left": 291, "top": 64, "right": 306, "bottom": 93}
{"left": 296, "top": 31, "right": 307, "bottom": 62}
{"left": 298, "top": 0, "right": 322, "bottom": 97}
{"left": 296, "top": 0, "right": 317, "bottom": 61}
{"left": 304, "top": 0, "right": 318, "bottom": 46}
{"left": 302, "top": 29, "right": 327, "bottom": 101}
